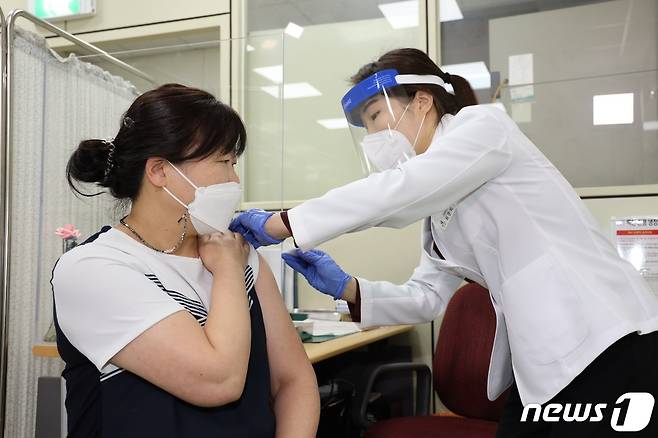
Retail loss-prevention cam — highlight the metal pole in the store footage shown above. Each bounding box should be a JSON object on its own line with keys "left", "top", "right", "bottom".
{"left": 0, "top": 6, "right": 9, "bottom": 435}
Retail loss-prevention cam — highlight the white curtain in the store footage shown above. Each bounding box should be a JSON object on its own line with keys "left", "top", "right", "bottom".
{"left": 5, "top": 28, "right": 139, "bottom": 437}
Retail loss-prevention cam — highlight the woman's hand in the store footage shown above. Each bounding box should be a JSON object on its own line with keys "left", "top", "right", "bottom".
{"left": 198, "top": 231, "right": 250, "bottom": 274}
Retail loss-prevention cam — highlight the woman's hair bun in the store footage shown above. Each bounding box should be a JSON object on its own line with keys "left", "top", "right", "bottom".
{"left": 66, "top": 139, "right": 112, "bottom": 196}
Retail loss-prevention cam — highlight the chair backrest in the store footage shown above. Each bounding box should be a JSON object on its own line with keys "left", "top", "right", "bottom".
{"left": 433, "top": 283, "right": 509, "bottom": 421}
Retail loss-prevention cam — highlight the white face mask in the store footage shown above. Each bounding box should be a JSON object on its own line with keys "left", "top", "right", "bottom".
{"left": 361, "top": 102, "right": 427, "bottom": 172}
{"left": 163, "top": 162, "right": 243, "bottom": 235}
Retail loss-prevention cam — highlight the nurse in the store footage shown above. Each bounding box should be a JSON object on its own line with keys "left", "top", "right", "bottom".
{"left": 230, "top": 48, "right": 658, "bottom": 436}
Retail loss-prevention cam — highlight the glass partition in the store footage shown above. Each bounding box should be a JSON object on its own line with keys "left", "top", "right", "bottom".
{"left": 241, "top": 32, "right": 286, "bottom": 205}
{"left": 245, "top": 0, "right": 427, "bottom": 203}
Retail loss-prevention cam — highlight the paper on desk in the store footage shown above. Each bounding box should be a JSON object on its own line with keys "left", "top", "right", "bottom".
{"left": 307, "top": 320, "right": 361, "bottom": 336}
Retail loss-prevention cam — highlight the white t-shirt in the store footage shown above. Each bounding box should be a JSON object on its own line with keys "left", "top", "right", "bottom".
{"left": 52, "top": 227, "right": 259, "bottom": 375}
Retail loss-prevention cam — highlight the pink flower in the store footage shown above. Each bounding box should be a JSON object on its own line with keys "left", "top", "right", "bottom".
{"left": 55, "top": 224, "right": 81, "bottom": 240}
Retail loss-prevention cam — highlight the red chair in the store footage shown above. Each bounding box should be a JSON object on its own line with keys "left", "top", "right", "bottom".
{"left": 362, "top": 283, "right": 510, "bottom": 438}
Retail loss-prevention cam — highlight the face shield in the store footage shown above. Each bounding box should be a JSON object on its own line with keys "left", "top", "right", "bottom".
{"left": 341, "top": 69, "right": 446, "bottom": 174}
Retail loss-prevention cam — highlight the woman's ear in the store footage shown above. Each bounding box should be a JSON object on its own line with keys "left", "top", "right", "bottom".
{"left": 414, "top": 90, "right": 434, "bottom": 116}
{"left": 144, "top": 157, "right": 168, "bottom": 188}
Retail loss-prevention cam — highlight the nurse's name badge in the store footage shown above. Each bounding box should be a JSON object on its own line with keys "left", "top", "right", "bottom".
{"left": 439, "top": 204, "right": 456, "bottom": 231}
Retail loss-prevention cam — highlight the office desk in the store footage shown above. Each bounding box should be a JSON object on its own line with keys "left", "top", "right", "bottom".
{"left": 33, "top": 324, "right": 414, "bottom": 363}
{"left": 304, "top": 325, "right": 413, "bottom": 364}
{"left": 32, "top": 344, "right": 60, "bottom": 358}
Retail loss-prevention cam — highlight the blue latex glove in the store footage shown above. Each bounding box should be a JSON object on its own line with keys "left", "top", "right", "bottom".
{"left": 229, "top": 209, "right": 284, "bottom": 249}
{"left": 282, "top": 249, "right": 352, "bottom": 299}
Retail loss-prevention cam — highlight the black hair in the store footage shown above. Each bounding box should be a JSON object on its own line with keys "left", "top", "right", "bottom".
{"left": 350, "top": 48, "right": 478, "bottom": 117}
{"left": 66, "top": 83, "right": 247, "bottom": 200}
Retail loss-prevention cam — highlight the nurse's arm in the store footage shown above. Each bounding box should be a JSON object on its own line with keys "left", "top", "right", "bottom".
{"left": 255, "top": 254, "right": 320, "bottom": 438}
{"left": 263, "top": 211, "right": 291, "bottom": 240}
{"left": 286, "top": 107, "right": 511, "bottom": 250}
{"left": 341, "top": 277, "right": 359, "bottom": 303}
{"left": 353, "top": 248, "right": 463, "bottom": 328}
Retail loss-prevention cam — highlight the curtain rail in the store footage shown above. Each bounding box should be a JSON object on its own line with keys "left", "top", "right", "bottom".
{"left": 8, "top": 10, "right": 157, "bottom": 84}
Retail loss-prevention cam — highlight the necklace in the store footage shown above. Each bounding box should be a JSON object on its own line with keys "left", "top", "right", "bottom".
{"left": 120, "top": 213, "right": 188, "bottom": 254}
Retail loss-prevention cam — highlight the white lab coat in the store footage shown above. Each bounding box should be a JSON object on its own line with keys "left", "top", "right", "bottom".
{"left": 287, "top": 105, "right": 658, "bottom": 406}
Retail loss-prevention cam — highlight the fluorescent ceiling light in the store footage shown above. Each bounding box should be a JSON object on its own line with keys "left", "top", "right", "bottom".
{"left": 261, "top": 86, "right": 280, "bottom": 98}
{"left": 440, "top": 61, "right": 491, "bottom": 90}
{"left": 285, "top": 22, "right": 304, "bottom": 38}
{"left": 261, "top": 82, "right": 322, "bottom": 99}
{"left": 253, "top": 65, "right": 283, "bottom": 84}
{"left": 379, "top": 0, "right": 463, "bottom": 28}
{"left": 317, "top": 118, "right": 348, "bottom": 130}
{"left": 593, "top": 93, "right": 634, "bottom": 125}
{"left": 246, "top": 44, "right": 255, "bottom": 52}
{"left": 379, "top": 1, "right": 418, "bottom": 29}
{"left": 643, "top": 121, "right": 658, "bottom": 131}
{"left": 440, "top": 0, "right": 464, "bottom": 22}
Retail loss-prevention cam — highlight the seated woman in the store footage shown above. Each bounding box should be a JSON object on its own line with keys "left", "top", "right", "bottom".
{"left": 52, "top": 83, "right": 319, "bottom": 437}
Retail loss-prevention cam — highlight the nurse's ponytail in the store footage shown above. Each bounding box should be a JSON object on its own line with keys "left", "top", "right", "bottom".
{"left": 446, "top": 73, "right": 478, "bottom": 111}
{"left": 350, "top": 48, "right": 477, "bottom": 117}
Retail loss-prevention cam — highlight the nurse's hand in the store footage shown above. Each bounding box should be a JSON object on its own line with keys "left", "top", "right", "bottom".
{"left": 282, "top": 249, "right": 352, "bottom": 300}
{"left": 229, "top": 209, "right": 284, "bottom": 249}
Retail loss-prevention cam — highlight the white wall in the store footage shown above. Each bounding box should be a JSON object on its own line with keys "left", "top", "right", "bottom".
{"left": 1, "top": 0, "right": 230, "bottom": 33}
